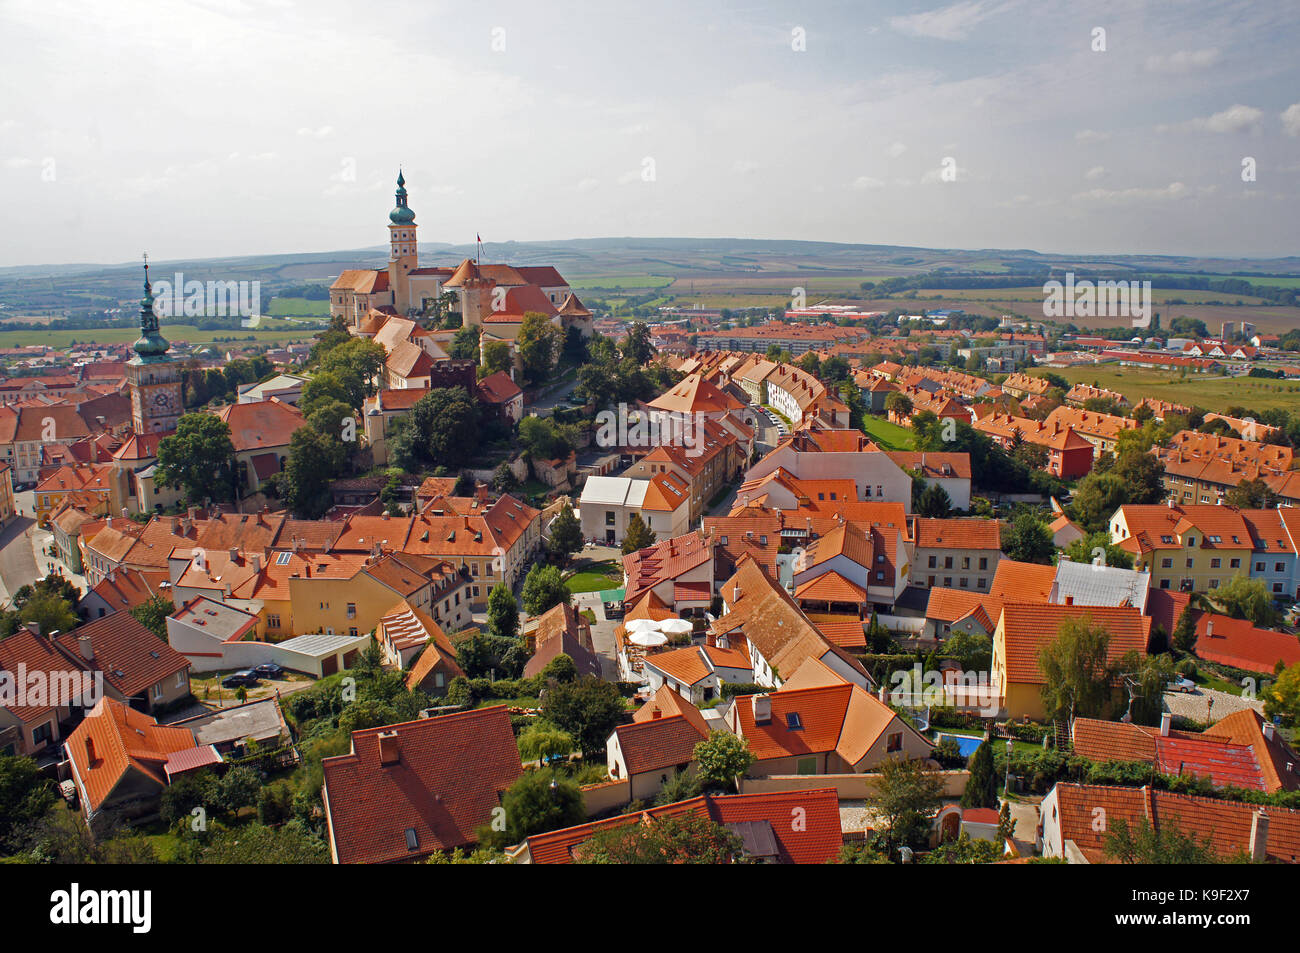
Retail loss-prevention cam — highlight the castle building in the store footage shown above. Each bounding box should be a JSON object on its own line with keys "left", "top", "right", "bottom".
{"left": 330, "top": 172, "right": 594, "bottom": 351}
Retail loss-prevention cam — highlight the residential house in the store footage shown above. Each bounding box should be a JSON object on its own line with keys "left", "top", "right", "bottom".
{"left": 909, "top": 517, "right": 1001, "bottom": 591}
{"left": 321, "top": 707, "right": 522, "bottom": 864}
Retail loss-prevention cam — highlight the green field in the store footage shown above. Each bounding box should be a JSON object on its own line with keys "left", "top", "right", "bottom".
{"left": 567, "top": 273, "right": 675, "bottom": 290}
{"left": 1028, "top": 366, "right": 1300, "bottom": 414}
{"left": 860, "top": 413, "right": 917, "bottom": 450}
{"left": 0, "top": 324, "right": 322, "bottom": 348}
{"left": 267, "top": 296, "right": 330, "bottom": 316}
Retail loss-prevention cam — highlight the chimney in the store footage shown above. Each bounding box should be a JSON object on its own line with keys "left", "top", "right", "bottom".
{"left": 84, "top": 736, "right": 96, "bottom": 764}
{"left": 381, "top": 511, "right": 390, "bottom": 521}
{"left": 651, "top": 707, "right": 662, "bottom": 720}
{"left": 1160, "top": 711, "right": 1171, "bottom": 737}
{"left": 188, "top": 505, "right": 198, "bottom": 521}
{"left": 878, "top": 686, "right": 889, "bottom": 704}
{"left": 229, "top": 547, "right": 239, "bottom": 564}
{"left": 476, "top": 482, "right": 489, "bottom": 503}
{"left": 78, "top": 634, "right": 93, "bottom": 661}
{"left": 251, "top": 553, "right": 262, "bottom": 573}
{"left": 732, "top": 584, "right": 741, "bottom": 603}
{"left": 24, "top": 621, "right": 39, "bottom": 637}
{"left": 377, "top": 730, "right": 400, "bottom": 766}
{"left": 716, "top": 632, "right": 729, "bottom": 650}
{"left": 170, "top": 516, "right": 180, "bottom": 533}
{"left": 751, "top": 694, "right": 772, "bottom": 725}
{"left": 194, "top": 549, "right": 206, "bottom": 571}
{"left": 105, "top": 516, "right": 112, "bottom": 529}
{"left": 1263, "top": 721, "right": 1275, "bottom": 741}
{"left": 1206, "top": 620, "right": 1214, "bottom": 638}
{"left": 1249, "top": 810, "right": 1269, "bottom": 863}
{"left": 1064, "top": 595, "right": 1074, "bottom": 606}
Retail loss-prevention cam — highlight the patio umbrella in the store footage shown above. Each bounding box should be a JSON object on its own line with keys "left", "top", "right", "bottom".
{"left": 657, "top": 618, "right": 693, "bottom": 635}
{"left": 628, "top": 631, "right": 668, "bottom": 647}
{"left": 626, "top": 618, "right": 663, "bottom": 634}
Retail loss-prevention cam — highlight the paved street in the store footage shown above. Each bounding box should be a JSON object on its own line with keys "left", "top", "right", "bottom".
{"left": 1164, "top": 685, "right": 1264, "bottom": 723}
{"left": 525, "top": 375, "right": 580, "bottom": 418}
{"left": 0, "top": 513, "right": 41, "bottom": 607}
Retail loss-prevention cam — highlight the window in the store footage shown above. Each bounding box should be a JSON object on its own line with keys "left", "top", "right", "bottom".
{"left": 978, "top": 557, "right": 988, "bottom": 570}
{"left": 175, "top": 671, "right": 187, "bottom": 687}
{"left": 32, "top": 721, "right": 53, "bottom": 746}
{"left": 1210, "top": 558, "right": 1221, "bottom": 569}
{"left": 959, "top": 578, "right": 968, "bottom": 589}
{"left": 928, "top": 555, "right": 937, "bottom": 569}
{"left": 1160, "top": 558, "right": 1173, "bottom": 569}
{"left": 943, "top": 577, "right": 952, "bottom": 587}
{"left": 786, "top": 712, "right": 804, "bottom": 730}
{"left": 1256, "top": 562, "right": 1265, "bottom": 572}
{"left": 1159, "top": 578, "right": 1170, "bottom": 589}
{"left": 1230, "top": 559, "right": 1240, "bottom": 569}
{"left": 405, "top": 828, "right": 419, "bottom": 851}
{"left": 944, "top": 557, "right": 953, "bottom": 569}
{"left": 961, "top": 557, "right": 970, "bottom": 570}
{"left": 886, "top": 732, "right": 903, "bottom": 753}
{"left": 877, "top": 571, "right": 885, "bottom": 581}
{"left": 349, "top": 627, "right": 358, "bottom": 637}
{"left": 268, "top": 613, "right": 281, "bottom": 629}
{"left": 346, "top": 603, "right": 357, "bottom": 619}
{"left": 1277, "top": 563, "right": 1286, "bottom": 573}
{"left": 1209, "top": 579, "right": 1219, "bottom": 589}
{"left": 605, "top": 511, "right": 615, "bottom": 526}
{"left": 1273, "top": 582, "right": 1284, "bottom": 593}
{"left": 151, "top": 682, "right": 164, "bottom": 700}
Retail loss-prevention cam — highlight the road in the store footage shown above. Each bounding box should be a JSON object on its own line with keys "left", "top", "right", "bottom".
{"left": 525, "top": 375, "right": 580, "bottom": 418}
{"left": 0, "top": 511, "right": 42, "bottom": 607}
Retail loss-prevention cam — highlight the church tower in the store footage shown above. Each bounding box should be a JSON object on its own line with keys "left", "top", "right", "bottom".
{"left": 126, "top": 256, "right": 183, "bottom": 435}
{"left": 387, "top": 170, "right": 418, "bottom": 315}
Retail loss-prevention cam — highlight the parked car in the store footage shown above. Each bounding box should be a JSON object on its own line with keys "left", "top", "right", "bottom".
{"left": 1167, "top": 676, "right": 1197, "bottom": 693}
{"left": 252, "top": 662, "right": 285, "bottom": 679}
{"left": 221, "top": 671, "right": 260, "bottom": 689}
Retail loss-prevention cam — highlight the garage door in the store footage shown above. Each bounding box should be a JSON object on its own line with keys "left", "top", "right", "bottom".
{"left": 321, "top": 656, "right": 338, "bottom": 677}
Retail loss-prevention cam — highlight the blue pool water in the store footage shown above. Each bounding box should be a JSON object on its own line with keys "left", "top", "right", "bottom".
{"left": 936, "top": 733, "right": 983, "bottom": 757}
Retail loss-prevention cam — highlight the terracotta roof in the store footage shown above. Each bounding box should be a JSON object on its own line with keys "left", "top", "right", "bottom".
{"left": 87, "top": 568, "right": 170, "bottom": 613}
{"left": 1201, "top": 709, "right": 1300, "bottom": 793}
{"left": 998, "top": 604, "right": 1150, "bottom": 685}
{"left": 622, "top": 532, "right": 713, "bottom": 606}
{"left": 1194, "top": 612, "right": 1300, "bottom": 674}
{"left": 648, "top": 373, "right": 747, "bottom": 415}
{"left": 1072, "top": 718, "right": 1267, "bottom": 790}
{"left": 322, "top": 707, "right": 522, "bottom": 863}
{"left": 986, "top": 560, "right": 1058, "bottom": 616}
{"left": 523, "top": 602, "right": 601, "bottom": 679}
{"left": 524, "top": 789, "right": 842, "bottom": 864}
{"left": 612, "top": 711, "right": 708, "bottom": 776}
{"left": 1051, "top": 783, "right": 1300, "bottom": 863}
{"left": 214, "top": 399, "right": 304, "bottom": 452}
{"left": 794, "top": 572, "right": 867, "bottom": 605}
{"left": 477, "top": 371, "right": 522, "bottom": 404}
{"left": 0, "top": 629, "right": 91, "bottom": 722}
{"left": 913, "top": 517, "right": 1001, "bottom": 551}
{"left": 804, "top": 613, "right": 868, "bottom": 649}
{"left": 65, "top": 697, "right": 199, "bottom": 812}
{"left": 53, "top": 612, "right": 190, "bottom": 700}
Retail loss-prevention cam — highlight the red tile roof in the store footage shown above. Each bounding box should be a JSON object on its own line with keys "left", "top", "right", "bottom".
{"left": 322, "top": 707, "right": 521, "bottom": 863}
{"left": 523, "top": 788, "right": 842, "bottom": 864}
{"left": 53, "top": 613, "right": 190, "bottom": 701}
{"left": 1194, "top": 612, "right": 1300, "bottom": 674}
{"left": 998, "top": 604, "right": 1150, "bottom": 685}
{"left": 65, "top": 697, "right": 199, "bottom": 812}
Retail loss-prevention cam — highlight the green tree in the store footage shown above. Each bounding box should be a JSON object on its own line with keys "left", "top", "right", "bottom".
{"left": 872, "top": 757, "right": 945, "bottom": 854}
{"left": 693, "top": 730, "right": 755, "bottom": 792}
{"left": 199, "top": 821, "right": 330, "bottom": 864}
{"left": 0, "top": 755, "right": 56, "bottom": 851}
{"left": 482, "top": 340, "right": 512, "bottom": 376}
{"left": 517, "top": 721, "right": 574, "bottom": 765}
{"left": 540, "top": 675, "right": 626, "bottom": 758}
{"left": 18, "top": 592, "right": 78, "bottom": 637}
{"left": 1038, "top": 615, "right": 1116, "bottom": 723}
{"left": 299, "top": 370, "right": 352, "bottom": 419}
{"left": 548, "top": 503, "right": 583, "bottom": 566}
{"left": 1062, "top": 531, "right": 1134, "bottom": 570}
{"left": 154, "top": 413, "right": 236, "bottom": 503}
{"left": 486, "top": 582, "right": 520, "bottom": 641}
{"left": 575, "top": 814, "right": 743, "bottom": 864}
{"left": 1265, "top": 662, "right": 1300, "bottom": 726}
{"left": 621, "top": 513, "right": 656, "bottom": 554}
{"left": 517, "top": 311, "right": 563, "bottom": 385}
{"left": 1070, "top": 472, "right": 1129, "bottom": 533}
{"left": 497, "top": 769, "right": 585, "bottom": 843}
{"left": 1102, "top": 817, "right": 1221, "bottom": 864}
{"left": 915, "top": 481, "right": 952, "bottom": 518}
{"left": 1001, "top": 512, "right": 1054, "bottom": 564}
{"left": 1225, "top": 477, "right": 1277, "bottom": 509}
{"left": 961, "top": 738, "right": 998, "bottom": 808}
{"left": 522, "top": 563, "right": 570, "bottom": 615}
{"left": 317, "top": 337, "right": 385, "bottom": 410}
{"left": 1171, "top": 605, "right": 1199, "bottom": 655}
{"left": 884, "top": 391, "right": 913, "bottom": 418}
{"left": 1214, "top": 574, "right": 1276, "bottom": 626}
{"left": 282, "top": 426, "right": 345, "bottom": 518}
{"left": 1110, "top": 450, "right": 1166, "bottom": 505}
{"left": 621, "top": 321, "right": 654, "bottom": 365}
{"left": 129, "top": 594, "right": 175, "bottom": 641}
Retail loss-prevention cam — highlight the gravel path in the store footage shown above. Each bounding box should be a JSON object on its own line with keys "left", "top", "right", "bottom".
{"left": 1163, "top": 686, "right": 1263, "bottom": 723}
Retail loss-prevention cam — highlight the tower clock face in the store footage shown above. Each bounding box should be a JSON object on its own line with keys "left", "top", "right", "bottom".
{"left": 153, "top": 390, "right": 175, "bottom": 411}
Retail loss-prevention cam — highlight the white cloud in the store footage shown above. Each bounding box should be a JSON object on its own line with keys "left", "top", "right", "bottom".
{"left": 851, "top": 176, "right": 885, "bottom": 190}
{"left": 1282, "top": 103, "right": 1300, "bottom": 137}
{"left": 887, "top": 141, "right": 907, "bottom": 158}
{"left": 1084, "top": 165, "right": 1107, "bottom": 181}
{"left": 1075, "top": 129, "right": 1111, "bottom": 143}
{"left": 296, "top": 126, "right": 334, "bottom": 139}
{"left": 1159, "top": 104, "right": 1264, "bottom": 134}
{"left": 1074, "top": 182, "right": 1190, "bottom": 203}
{"left": 889, "top": 1, "right": 1008, "bottom": 41}
{"left": 1144, "top": 48, "right": 1222, "bottom": 73}
{"left": 576, "top": 177, "right": 600, "bottom": 192}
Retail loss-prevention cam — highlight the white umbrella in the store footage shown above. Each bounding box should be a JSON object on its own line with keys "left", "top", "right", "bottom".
{"left": 626, "top": 618, "right": 662, "bottom": 634}
{"left": 628, "top": 631, "right": 668, "bottom": 647}
{"left": 657, "top": 618, "right": 693, "bottom": 635}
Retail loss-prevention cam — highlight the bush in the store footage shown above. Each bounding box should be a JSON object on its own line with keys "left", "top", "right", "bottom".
{"left": 1175, "top": 658, "right": 1198, "bottom": 678}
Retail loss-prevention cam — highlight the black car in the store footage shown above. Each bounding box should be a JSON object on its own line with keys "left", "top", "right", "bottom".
{"left": 252, "top": 662, "right": 285, "bottom": 679}
{"left": 221, "top": 671, "right": 260, "bottom": 689}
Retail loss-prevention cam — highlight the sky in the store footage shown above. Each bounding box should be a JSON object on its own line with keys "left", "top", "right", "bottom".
{"left": 1, "top": 0, "right": 1298, "bottom": 267}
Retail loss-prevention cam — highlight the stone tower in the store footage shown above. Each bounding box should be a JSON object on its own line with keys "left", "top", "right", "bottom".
{"left": 387, "top": 170, "right": 418, "bottom": 315}
{"left": 126, "top": 256, "right": 183, "bottom": 435}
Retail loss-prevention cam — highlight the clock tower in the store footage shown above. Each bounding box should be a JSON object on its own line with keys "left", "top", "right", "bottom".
{"left": 126, "top": 256, "right": 183, "bottom": 434}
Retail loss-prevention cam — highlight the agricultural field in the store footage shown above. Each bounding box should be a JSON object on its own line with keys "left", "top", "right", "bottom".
{"left": 266, "top": 296, "right": 330, "bottom": 316}
{"left": 0, "top": 324, "right": 321, "bottom": 348}
{"left": 1027, "top": 365, "right": 1300, "bottom": 415}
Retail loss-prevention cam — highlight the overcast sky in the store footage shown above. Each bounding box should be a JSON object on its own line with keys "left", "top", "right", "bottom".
{"left": 2, "top": 0, "right": 1297, "bottom": 267}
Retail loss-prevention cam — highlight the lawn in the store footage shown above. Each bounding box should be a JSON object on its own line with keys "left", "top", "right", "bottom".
{"left": 266, "top": 296, "right": 330, "bottom": 316}
{"left": 1028, "top": 365, "right": 1300, "bottom": 415}
{"left": 565, "top": 558, "right": 624, "bottom": 593}
{"left": 860, "top": 412, "right": 917, "bottom": 450}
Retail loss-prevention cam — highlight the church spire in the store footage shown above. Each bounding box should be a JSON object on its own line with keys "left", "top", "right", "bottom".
{"left": 389, "top": 169, "right": 415, "bottom": 224}
{"left": 131, "top": 252, "right": 170, "bottom": 359}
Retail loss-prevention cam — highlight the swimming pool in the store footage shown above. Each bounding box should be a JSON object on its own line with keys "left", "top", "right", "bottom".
{"left": 936, "top": 733, "right": 984, "bottom": 757}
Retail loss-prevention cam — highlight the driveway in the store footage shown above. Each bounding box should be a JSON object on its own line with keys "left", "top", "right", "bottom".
{"left": 1164, "top": 685, "right": 1264, "bottom": 723}
{"left": 525, "top": 375, "right": 580, "bottom": 418}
